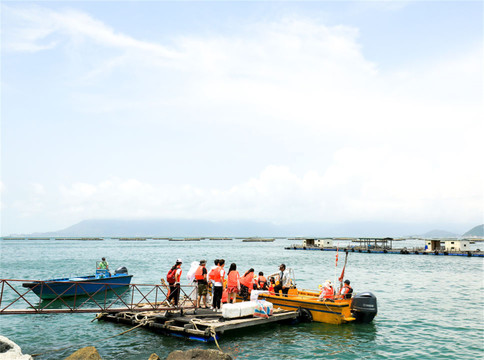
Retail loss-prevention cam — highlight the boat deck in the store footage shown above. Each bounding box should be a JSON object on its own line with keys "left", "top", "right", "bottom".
{"left": 98, "top": 307, "right": 299, "bottom": 341}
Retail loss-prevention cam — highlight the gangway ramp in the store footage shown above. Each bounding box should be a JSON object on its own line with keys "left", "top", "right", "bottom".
{"left": 0, "top": 279, "right": 196, "bottom": 315}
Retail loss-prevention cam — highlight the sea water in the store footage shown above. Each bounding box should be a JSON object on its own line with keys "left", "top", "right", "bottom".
{"left": 0, "top": 239, "right": 483, "bottom": 359}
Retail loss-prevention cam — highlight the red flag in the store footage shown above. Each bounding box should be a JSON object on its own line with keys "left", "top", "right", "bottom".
{"left": 338, "top": 265, "right": 345, "bottom": 283}
{"left": 335, "top": 247, "right": 339, "bottom": 267}
{"left": 338, "top": 251, "right": 348, "bottom": 282}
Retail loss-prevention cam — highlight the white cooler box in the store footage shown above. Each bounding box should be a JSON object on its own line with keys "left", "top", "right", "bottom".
{"left": 221, "top": 303, "right": 241, "bottom": 319}
{"left": 222, "top": 301, "right": 258, "bottom": 318}
{"left": 239, "top": 301, "right": 258, "bottom": 317}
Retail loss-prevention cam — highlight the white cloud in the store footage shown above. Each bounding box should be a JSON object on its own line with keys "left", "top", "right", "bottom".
{"left": 31, "top": 183, "right": 46, "bottom": 195}
{"left": 33, "top": 154, "right": 479, "bottom": 225}
{"left": 2, "top": 5, "right": 482, "bottom": 233}
{"left": 4, "top": 6, "right": 481, "bottom": 140}
{"left": 3, "top": 5, "right": 179, "bottom": 58}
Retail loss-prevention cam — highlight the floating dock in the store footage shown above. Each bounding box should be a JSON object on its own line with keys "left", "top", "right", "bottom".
{"left": 98, "top": 307, "right": 299, "bottom": 341}
{"left": 242, "top": 238, "right": 275, "bottom": 242}
{"left": 285, "top": 246, "right": 484, "bottom": 257}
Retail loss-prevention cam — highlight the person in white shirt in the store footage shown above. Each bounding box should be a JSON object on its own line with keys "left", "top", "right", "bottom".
{"left": 273, "top": 263, "right": 290, "bottom": 296}
{"left": 211, "top": 259, "right": 225, "bottom": 311}
{"left": 208, "top": 259, "right": 219, "bottom": 308}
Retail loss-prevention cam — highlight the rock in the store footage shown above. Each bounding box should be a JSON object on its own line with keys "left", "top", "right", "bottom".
{"left": 166, "top": 349, "right": 232, "bottom": 360}
{"left": 0, "top": 336, "right": 33, "bottom": 360}
{"left": 64, "top": 346, "right": 103, "bottom": 360}
{"left": 148, "top": 354, "right": 161, "bottom": 360}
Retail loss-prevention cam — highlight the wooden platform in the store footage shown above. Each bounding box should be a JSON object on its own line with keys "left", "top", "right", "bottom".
{"left": 98, "top": 307, "right": 299, "bottom": 341}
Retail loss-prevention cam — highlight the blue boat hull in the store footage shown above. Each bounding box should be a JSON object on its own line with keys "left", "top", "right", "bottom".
{"left": 23, "top": 275, "right": 133, "bottom": 300}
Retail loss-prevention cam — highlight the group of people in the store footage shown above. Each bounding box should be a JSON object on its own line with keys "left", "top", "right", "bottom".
{"left": 165, "top": 260, "right": 296, "bottom": 311}
{"left": 101, "top": 256, "right": 353, "bottom": 308}
{"left": 318, "top": 279, "right": 353, "bottom": 301}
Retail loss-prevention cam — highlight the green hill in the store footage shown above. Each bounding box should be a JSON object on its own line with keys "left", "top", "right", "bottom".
{"left": 463, "top": 224, "right": 484, "bottom": 237}
{"left": 422, "top": 229, "right": 458, "bottom": 238}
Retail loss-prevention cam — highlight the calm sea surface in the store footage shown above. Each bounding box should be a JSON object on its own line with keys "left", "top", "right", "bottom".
{"left": 0, "top": 239, "right": 483, "bottom": 359}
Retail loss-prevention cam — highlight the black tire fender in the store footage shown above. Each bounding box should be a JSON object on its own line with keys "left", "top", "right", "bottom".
{"left": 298, "top": 307, "right": 313, "bottom": 323}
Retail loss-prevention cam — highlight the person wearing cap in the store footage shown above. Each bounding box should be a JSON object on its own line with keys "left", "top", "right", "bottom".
{"left": 340, "top": 279, "right": 353, "bottom": 299}
{"left": 167, "top": 259, "right": 183, "bottom": 306}
{"left": 319, "top": 280, "right": 334, "bottom": 301}
{"left": 273, "top": 264, "right": 290, "bottom": 296}
{"left": 194, "top": 260, "right": 208, "bottom": 308}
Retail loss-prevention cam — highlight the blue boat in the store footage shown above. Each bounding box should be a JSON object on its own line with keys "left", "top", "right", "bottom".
{"left": 22, "top": 266, "right": 133, "bottom": 300}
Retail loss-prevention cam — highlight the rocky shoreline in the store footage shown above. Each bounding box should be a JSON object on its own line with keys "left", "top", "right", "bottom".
{"left": 0, "top": 337, "right": 232, "bottom": 360}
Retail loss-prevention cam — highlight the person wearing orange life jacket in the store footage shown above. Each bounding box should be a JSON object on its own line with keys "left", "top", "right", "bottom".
{"left": 319, "top": 280, "right": 334, "bottom": 301}
{"left": 239, "top": 268, "right": 254, "bottom": 301}
{"left": 339, "top": 279, "right": 353, "bottom": 299}
{"left": 194, "top": 260, "right": 208, "bottom": 308}
{"left": 257, "top": 272, "right": 268, "bottom": 290}
{"left": 268, "top": 277, "right": 276, "bottom": 295}
{"left": 167, "top": 259, "right": 183, "bottom": 306}
{"left": 207, "top": 259, "right": 219, "bottom": 308}
{"left": 211, "top": 259, "right": 225, "bottom": 311}
{"left": 226, "top": 263, "right": 240, "bottom": 304}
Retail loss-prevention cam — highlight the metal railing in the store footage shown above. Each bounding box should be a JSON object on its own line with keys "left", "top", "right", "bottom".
{"left": 0, "top": 279, "right": 197, "bottom": 314}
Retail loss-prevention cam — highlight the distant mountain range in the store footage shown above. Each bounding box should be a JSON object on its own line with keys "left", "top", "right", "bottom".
{"left": 14, "top": 219, "right": 484, "bottom": 238}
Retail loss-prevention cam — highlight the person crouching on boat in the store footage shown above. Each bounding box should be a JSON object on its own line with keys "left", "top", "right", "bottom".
{"left": 268, "top": 277, "right": 276, "bottom": 294}
{"left": 338, "top": 279, "right": 353, "bottom": 299}
{"left": 319, "top": 280, "right": 334, "bottom": 301}
{"left": 256, "top": 272, "right": 268, "bottom": 290}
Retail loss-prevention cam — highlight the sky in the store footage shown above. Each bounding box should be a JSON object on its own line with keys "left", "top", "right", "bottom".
{"left": 1, "top": 1, "right": 483, "bottom": 236}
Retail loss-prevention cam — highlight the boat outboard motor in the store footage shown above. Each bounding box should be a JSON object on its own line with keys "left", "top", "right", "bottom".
{"left": 114, "top": 266, "right": 128, "bottom": 275}
{"left": 351, "top": 292, "right": 377, "bottom": 323}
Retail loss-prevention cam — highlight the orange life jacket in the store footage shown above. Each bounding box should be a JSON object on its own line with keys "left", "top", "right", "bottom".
{"left": 257, "top": 276, "right": 267, "bottom": 289}
{"left": 227, "top": 271, "right": 239, "bottom": 287}
{"left": 322, "top": 286, "right": 334, "bottom": 299}
{"left": 342, "top": 285, "right": 353, "bottom": 299}
{"left": 194, "top": 266, "right": 206, "bottom": 281}
{"left": 211, "top": 266, "right": 223, "bottom": 283}
{"left": 240, "top": 272, "right": 254, "bottom": 288}
{"left": 208, "top": 267, "right": 216, "bottom": 281}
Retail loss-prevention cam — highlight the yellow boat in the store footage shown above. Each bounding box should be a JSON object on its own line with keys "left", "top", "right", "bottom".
{"left": 257, "top": 288, "right": 377, "bottom": 325}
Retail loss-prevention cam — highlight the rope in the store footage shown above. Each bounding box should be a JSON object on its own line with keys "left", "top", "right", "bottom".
{"left": 189, "top": 319, "right": 200, "bottom": 331}
{"left": 31, "top": 314, "right": 154, "bottom": 357}
{"left": 209, "top": 326, "right": 223, "bottom": 353}
{"left": 90, "top": 312, "right": 106, "bottom": 322}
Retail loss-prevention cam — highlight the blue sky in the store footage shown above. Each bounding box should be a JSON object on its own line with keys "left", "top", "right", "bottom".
{"left": 1, "top": 1, "right": 483, "bottom": 235}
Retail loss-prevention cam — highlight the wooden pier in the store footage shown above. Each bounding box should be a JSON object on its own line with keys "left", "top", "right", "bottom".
{"left": 98, "top": 307, "right": 299, "bottom": 341}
